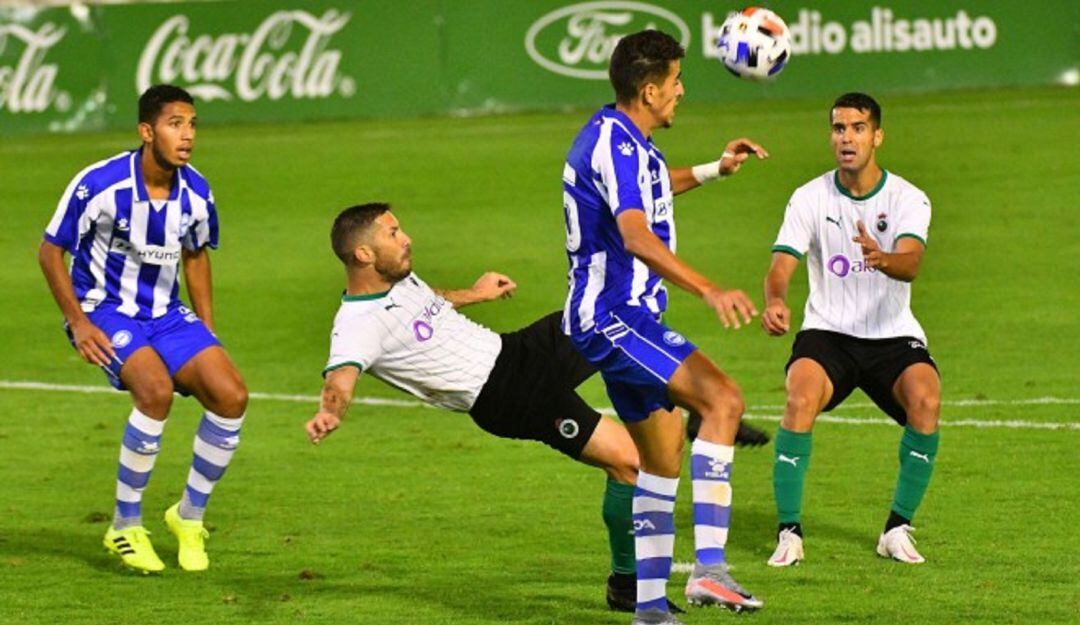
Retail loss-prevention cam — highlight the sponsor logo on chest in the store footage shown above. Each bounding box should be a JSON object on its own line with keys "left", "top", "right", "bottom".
{"left": 826, "top": 253, "right": 877, "bottom": 278}
{"left": 411, "top": 296, "right": 447, "bottom": 342}
{"left": 109, "top": 238, "right": 182, "bottom": 266}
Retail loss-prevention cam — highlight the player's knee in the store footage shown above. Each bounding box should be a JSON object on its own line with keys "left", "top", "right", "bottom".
{"left": 709, "top": 388, "right": 745, "bottom": 422}
{"left": 907, "top": 393, "right": 940, "bottom": 432}
{"left": 214, "top": 384, "right": 248, "bottom": 419}
{"left": 785, "top": 393, "right": 819, "bottom": 420}
{"left": 607, "top": 451, "right": 639, "bottom": 485}
{"left": 915, "top": 393, "right": 940, "bottom": 417}
{"left": 131, "top": 377, "right": 174, "bottom": 416}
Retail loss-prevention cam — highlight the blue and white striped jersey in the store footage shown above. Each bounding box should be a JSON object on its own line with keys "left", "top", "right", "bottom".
{"left": 44, "top": 148, "right": 218, "bottom": 320}
{"left": 561, "top": 105, "right": 675, "bottom": 336}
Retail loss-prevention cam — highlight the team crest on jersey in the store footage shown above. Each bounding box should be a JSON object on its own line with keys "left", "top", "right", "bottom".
{"left": 663, "top": 331, "right": 686, "bottom": 347}
{"left": 876, "top": 212, "right": 888, "bottom": 232}
{"left": 111, "top": 330, "right": 132, "bottom": 349}
{"left": 556, "top": 418, "right": 580, "bottom": 439}
{"left": 178, "top": 306, "right": 199, "bottom": 323}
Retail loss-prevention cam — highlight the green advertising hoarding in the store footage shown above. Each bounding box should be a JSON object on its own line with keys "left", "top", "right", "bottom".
{"left": 100, "top": 0, "right": 444, "bottom": 127}
{"left": 444, "top": 0, "right": 1079, "bottom": 112}
{"left": 0, "top": 4, "right": 109, "bottom": 133}
{"left": 1, "top": 0, "right": 1076, "bottom": 135}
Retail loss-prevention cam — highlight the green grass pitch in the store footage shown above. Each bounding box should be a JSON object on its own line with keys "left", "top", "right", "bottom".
{"left": 1, "top": 86, "right": 1078, "bottom": 624}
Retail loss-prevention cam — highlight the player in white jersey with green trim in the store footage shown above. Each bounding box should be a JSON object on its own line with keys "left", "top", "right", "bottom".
{"left": 761, "top": 93, "right": 941, "bottom": 566}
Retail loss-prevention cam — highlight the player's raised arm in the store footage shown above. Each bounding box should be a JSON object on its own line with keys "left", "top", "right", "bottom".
{"left": 616, "top": 210, "right": 757, "bottom": 328}
{"left": 434, "top": 272, "right": 517, "bottom": 308}
{"left": 762, "top": 251, "right": 800, "bottom": 336}
{"left": 307, "top": 365, "right": 360, "bottom": 444}
{"left": 669, "top": 137, "right": 770, "bottom": 195}
{"left": 37, "top": 239, "right": 116, "bottom": 366}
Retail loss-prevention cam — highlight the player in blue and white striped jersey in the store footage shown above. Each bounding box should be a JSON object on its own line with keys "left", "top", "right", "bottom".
{"left": 38, "top": 85, "right": 247, "bottom": 574}
{"left": 560, "top": 31, "right": 769, "bottom": 623}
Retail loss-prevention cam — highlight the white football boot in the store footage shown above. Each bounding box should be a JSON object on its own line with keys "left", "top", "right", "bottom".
{"left": 767, "top": 527, "right": 804, "bottom": 567}
{"left": 876, "top": 524, "right": 925, "bottom": 563}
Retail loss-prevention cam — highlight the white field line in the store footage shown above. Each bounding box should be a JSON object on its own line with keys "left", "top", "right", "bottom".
{"left": 2, "top": 379, "right": 1077, "bottom": 430}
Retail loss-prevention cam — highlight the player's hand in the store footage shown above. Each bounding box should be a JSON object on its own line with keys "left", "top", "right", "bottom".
{"left": 719, "top": 138, "right": 769, "bottom": 177}
{"left": 306, "top": 412, "right": 341, "bottom": 444}
{"left": 853, "top": 220, "right": 888, "bottom": 269}
{"left": 70, "top": 317, "right": 116, "bottom": 367}
{"left": 703, "top": 288, "right": 758, "bottom": 329}
{"left": 472, "top": 272, "right": 517, "bottom": 302}
{"left": 761, "top": 300, "right": 790, "bottom": 336}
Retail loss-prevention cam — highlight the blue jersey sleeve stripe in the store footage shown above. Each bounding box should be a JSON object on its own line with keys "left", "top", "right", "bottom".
{"left": 608, "top": 124, "right": 648, "bottom": 215}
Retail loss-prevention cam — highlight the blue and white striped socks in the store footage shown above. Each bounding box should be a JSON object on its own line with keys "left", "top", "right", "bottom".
{"left": 633, "top": 471, "right": 679, "bottom": 613}
{"left": 178, "top": 412, "right": 244, "bottom": 521}
{"left": 690, "top": 439, "right": 734, "bottom": 566}
{"left": 113, "top": 408, "right": 165, "bottom": 530}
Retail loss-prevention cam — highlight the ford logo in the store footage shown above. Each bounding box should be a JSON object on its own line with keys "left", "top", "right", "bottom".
{"left": 525, "top": 1, "right": 691, "bottom": 80}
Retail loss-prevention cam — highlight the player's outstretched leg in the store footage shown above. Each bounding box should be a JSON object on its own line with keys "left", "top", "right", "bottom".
{"left": 103, "top": 347, "right": 173, "bottom": 573}
{"left": 169, "top": 346, "right": 248, "bottom": 571}
{"left": 668, "top": 352, "right": 762, "bottom": 612}
{"left": 878, "top": 363, "right": 940, "bottom": 564}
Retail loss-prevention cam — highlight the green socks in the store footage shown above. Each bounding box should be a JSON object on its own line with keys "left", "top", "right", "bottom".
{"left": 774, "top": 427, "right": 813, "bottom": 524}
{"left": 892, "top": 425, "right": 940, "bottom": 520}
{"left": 602, "top": 478, "right": 636, "bottom": 575}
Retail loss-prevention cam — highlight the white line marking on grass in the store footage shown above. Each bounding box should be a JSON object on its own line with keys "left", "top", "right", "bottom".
{"left": 753, "top": 397, "right": 1080, "bottom": 410}
{"left": 740, "top": 413, "right": 1080, "bottom": 430}
{"left": 1, "top": 380, "right": 1077, "bottom": 430}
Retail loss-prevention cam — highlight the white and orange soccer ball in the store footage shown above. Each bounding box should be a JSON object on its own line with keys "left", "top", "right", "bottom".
{"left": 716, "top": 7, "right": 792, "bottom": 81}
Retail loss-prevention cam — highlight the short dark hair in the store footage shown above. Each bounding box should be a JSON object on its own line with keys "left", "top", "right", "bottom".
{"left": 832, "top": 92, "right": 882, "bottom": 127}
{"left": 609, "top": 30, "right": 685, "bottom": 104}
{"left": 138, "top": 84, "right": 194, "bottom": 124}
{"left": 331, "top": 203, "right": 391, "bottom": 264}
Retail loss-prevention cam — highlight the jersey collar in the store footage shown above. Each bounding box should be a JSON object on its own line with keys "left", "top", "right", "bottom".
{"left": 602, "top": 104, "right": 652, "bottom": 146}
{"left": 342, "top": 290, "right": 389, "bottom": 302}
{"left": 132, "top": 147, "right": 183, "bottom": 203}
{"left": 833, "top": 169, "right": 888, "bottom": 201}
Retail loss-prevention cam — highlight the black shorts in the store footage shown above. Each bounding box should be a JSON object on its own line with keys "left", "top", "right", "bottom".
{"left": 786, "top": 329, "right": 938, "bottom": 425}
{"left": 468, "top": 311, "right": 601, "bottom": 459}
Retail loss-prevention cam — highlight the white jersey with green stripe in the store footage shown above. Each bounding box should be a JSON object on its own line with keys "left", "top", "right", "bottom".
{"left": 323, "top": 273, "right": 502, "bottom": 411}
{"left": 772, "top": 169, "right": 931, "bottom": 342}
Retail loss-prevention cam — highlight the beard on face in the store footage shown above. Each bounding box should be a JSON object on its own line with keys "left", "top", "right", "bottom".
{"left": 374, "top": 253, "right": 411, "bottom": 283}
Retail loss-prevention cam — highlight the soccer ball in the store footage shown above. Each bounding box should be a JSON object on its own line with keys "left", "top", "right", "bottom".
{"left": 716, "top": 7, "right": 791, "bottom": 81}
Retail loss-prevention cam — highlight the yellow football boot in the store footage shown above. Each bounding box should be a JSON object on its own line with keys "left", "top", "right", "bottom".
{"left": 165, "top": 503, "right": 210, "bottom": 571}
{"left": 103, "top": 525, "right": 165, "bottom": 573}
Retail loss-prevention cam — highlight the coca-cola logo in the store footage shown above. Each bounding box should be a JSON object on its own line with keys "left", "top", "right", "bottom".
{"left": 525, "top": 1, "right": 690, "bottom": 80}
{"left": 0, "top": 22, "right": 72, "bottom": 114}
{"left": 136, "top": 10, "right": 355, "bottom": 102}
